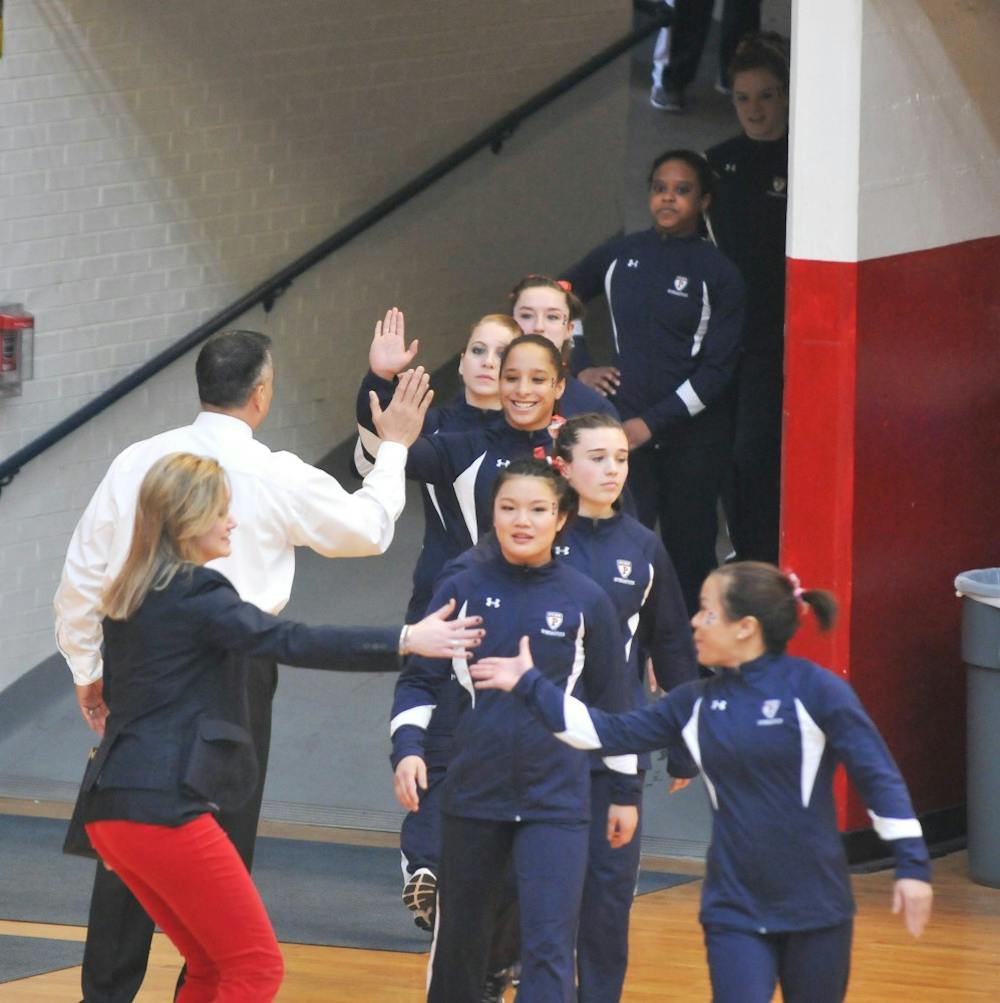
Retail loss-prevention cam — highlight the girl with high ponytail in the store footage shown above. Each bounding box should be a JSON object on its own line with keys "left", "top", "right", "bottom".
{"left": 472, "top": 561, "right": 933, "bottom": 1003}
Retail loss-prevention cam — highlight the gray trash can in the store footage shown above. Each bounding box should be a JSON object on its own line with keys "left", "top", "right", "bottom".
{"left": 955, "top": 568, "right": 1000, "bottom": 887}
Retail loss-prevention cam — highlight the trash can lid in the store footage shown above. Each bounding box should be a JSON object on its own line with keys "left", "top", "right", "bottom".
{"left": 955, "top": 568, "right": 1000, "bottom": 608}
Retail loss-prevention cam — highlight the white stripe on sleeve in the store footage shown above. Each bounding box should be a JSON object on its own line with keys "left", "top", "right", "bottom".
{"left": 555, "top": 692, "right": 603, "bottom": 750}
{"left": 603, "top": 753, "right": 638, "bottom": 775}
{"left": 867, "top": 810, "right": 923, "bottom": 841}
{"left": 389, "top": 705, "right": 435, "bottom": 736}
{"left": 675, "top": 379, "right": 706, "bottom": 418}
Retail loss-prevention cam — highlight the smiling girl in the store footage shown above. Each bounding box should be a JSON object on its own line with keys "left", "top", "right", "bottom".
{"left": 563, "top": 150, "right": 746, "bottom": 614}
{"left": 355, "top": 309, "right": 519, "bottom": 621}
{"left": 390, "top": 458, "right": 633, "bottom": 1003}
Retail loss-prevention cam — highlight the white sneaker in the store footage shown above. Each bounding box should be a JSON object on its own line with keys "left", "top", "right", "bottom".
{"left": 650, "top": 84, "right": 685, "bottom": 112}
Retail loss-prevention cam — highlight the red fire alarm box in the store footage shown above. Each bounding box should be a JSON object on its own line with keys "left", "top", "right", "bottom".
{"left": 0, "top": 303, "right": 34, "bottom": 398}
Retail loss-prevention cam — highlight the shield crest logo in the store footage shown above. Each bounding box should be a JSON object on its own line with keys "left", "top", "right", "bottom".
{"left": 545, "top": 611, "right": 563, "bottom": 631}
{"left": 772, "top": 176, "right": 787, "bottom": 194}
{"left": 616, "top": 559, "right": 632, "bottom": 579}
{"left": 674, "top": 275, "right": 688, "bottom": 292}
{"left": 761, "top": 699, "right": 781, "bottom": 719}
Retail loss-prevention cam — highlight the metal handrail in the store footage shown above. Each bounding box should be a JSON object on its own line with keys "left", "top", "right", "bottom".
{"left": 0, "top": 8, "right": 669, "bottom": 497}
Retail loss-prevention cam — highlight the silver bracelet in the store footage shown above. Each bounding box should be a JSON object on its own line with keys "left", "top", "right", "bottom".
{"left": 398, "top": 624, "right": 411, "bottom": 657}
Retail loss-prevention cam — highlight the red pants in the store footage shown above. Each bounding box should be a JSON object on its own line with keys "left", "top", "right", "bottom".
{"left": 86, "top": 815, "right": 283, "bottom": 1003}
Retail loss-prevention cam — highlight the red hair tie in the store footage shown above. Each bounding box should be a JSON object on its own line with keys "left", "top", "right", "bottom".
{"left": 556, "top": 279, "right": 573, "bottom": 292}
{"left": 550, "top": 455, "right": 567, "bottom": 474}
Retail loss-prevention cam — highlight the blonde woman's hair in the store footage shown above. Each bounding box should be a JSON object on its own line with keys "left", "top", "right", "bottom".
{"left": 101, "top": 453, "right": 231, "bottom": 621}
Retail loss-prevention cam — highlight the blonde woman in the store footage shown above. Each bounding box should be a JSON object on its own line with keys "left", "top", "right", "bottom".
{"left": 78, "top": 452, "right": 482, "bottom": 1003}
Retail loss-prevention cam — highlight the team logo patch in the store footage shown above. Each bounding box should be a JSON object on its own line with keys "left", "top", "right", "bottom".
{"left": 616, "top": 559, "right": 632, "bottom": 579}
{"left": 674, "top": 275, "right": 688, "bottom": 292}
{"left": 545, "top": 611, "right": 564, "bottom": 631}
{"left": 485, "top": 597, "right": 501, "bottom": 608}
{"left": 757, "top": 698, "right": 784, "bottom": 726}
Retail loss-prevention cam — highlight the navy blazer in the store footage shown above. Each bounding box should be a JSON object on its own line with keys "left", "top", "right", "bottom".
{"left": 83, "top": 565, "right": 398, "bottom": 813}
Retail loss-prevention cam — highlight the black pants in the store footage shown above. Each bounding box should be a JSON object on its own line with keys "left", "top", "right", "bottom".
{"left": 728, "top": 353, "right": 783, "bottom": 564}
{"left": 80, "top": 657, "right": 278, "bottom": 1003}
{"left": 661, "top": 0, "right": 763, "bottom": 92}
{"left": 629, "top": 430, "right": 730, "bottom": 616}
{"left": 429, "top": 815, "right": 588, "bottom": 1003}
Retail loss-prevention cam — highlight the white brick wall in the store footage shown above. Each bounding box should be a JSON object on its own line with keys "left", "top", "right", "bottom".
{"left": 0, "top": 0, "right": 630, "bottom": 689}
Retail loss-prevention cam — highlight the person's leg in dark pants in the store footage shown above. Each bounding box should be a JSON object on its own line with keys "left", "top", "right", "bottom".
{"left": 730, "top": 355, "right": 783, "bottom": 564}
{"left": 704, "top": 925, "right": 780, "bottom": 1003}
{"left": 428, "top": 815, "right": 513, "bottom": 1003}
{"left": 655, "top": 436, "right": 730, "bottom": 616}
{"left": 777, "top": 921, "right": 853, "bottom": 1003}
{"left": 577, "top": 772, "right": 643, "bottom": 1003}
{"left": 661, "top": 1, "right": 715, "bottom": 94}
{"left": 400, "top": 767, "right": 446, "bottom": 879}
{"left": 513, "top": 820, "right": 590, "bottom": 1003}
{"left": 718, "top": 0, "right": 763, "bottom": 88}
{"left": 80, "top": 866, "right": 156, "bottom": 1003}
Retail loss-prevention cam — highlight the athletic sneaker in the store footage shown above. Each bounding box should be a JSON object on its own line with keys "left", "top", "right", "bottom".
{"left": 650, "top": 84, "right": 685, "bottom": 112}
{"left": 402, "top": 867, "right": 437, "bottom": 932}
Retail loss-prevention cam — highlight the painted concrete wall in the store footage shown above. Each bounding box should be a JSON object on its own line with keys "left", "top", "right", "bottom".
{"left": 785, "top": 0, "right": 999, "bottom": 827}
{"left": 0, "top": 0, "right": 631, "bottom": 689}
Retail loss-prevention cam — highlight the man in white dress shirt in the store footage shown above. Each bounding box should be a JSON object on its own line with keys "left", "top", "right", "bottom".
{"left": 54, "top": 329, "right": 451, "bottom": 1003}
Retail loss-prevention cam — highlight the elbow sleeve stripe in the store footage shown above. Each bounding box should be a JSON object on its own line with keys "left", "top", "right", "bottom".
{"left": 867, "top": 810, "right": 923, "bottom": 841}
{"left": 676, "top": 379, "right": 706, "bottom": 417}
{"left": 556, "top": 693, "right": 602, "bottom": 749}
{"left": 390, "top": 705, "right": 435, "bottom": 736}
{"left": 682, "top": 698, "right": 718, "bottom": 809}
{"left": 603, "top": 753, "right": 638, "bottom": 775}
{"left": 794, "top": 698, "right": 827, "bottom": 808}
{"left": 624, "top": 611, "right": 640, "bottom": 664}
{"left": 691, "top": 281, "right": 711, "bottom": 357}
{"left": 604, "top": 259, "right": 620, "bottom": 355}
{"left": 454, "top": 453, "right": 487, "bottom": 544}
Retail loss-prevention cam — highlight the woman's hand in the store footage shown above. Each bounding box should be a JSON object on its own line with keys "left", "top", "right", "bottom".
{"left": 394, "top": 755, "right": 427, "bottom": 811}
{"left": 370, "top": 307, "right": 419, "bottom": 380}
{"left": 607, "top": 804, "right": 639, "bottom": 848}
{"left": 406, "top": 598, "right": 484, "bottom": 659}
{"left": 76, "top": 681, "right": 108, "bottom": 737}
{"left": 623, "top": 417, "right": 652, "bottom": 450}
{"left": 470, "top": 635, "right": 534, "bottom": 692}
{"left": 668, "top": 778, "right": 692, "bottom": 794}
{"left": 578, "top": 366, "right": 621, "bottom": 397}
{"left": 892, "top": 878, "right": 933, "bottom": 937}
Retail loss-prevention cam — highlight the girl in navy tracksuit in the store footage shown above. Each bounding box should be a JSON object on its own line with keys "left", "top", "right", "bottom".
{"left": 358, "top": 333, "right": 569, "bottom": 611}
{"left": 473, "top": 562, "right": 934, "bottom": 1003}
{"left": 553, "top": 412, "right": 699, "bottom": 1002}
{"left": 509, "top": 274, "right": 619, "bottom": 421}
{"left": 354, "top": 309, "right": 519, "bottom": 621}
{"left": 564, "top": 150, "right": 746, "bottom": 614}
{"left": 391, "top": 459, "right": 635, "bottom": 1003}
